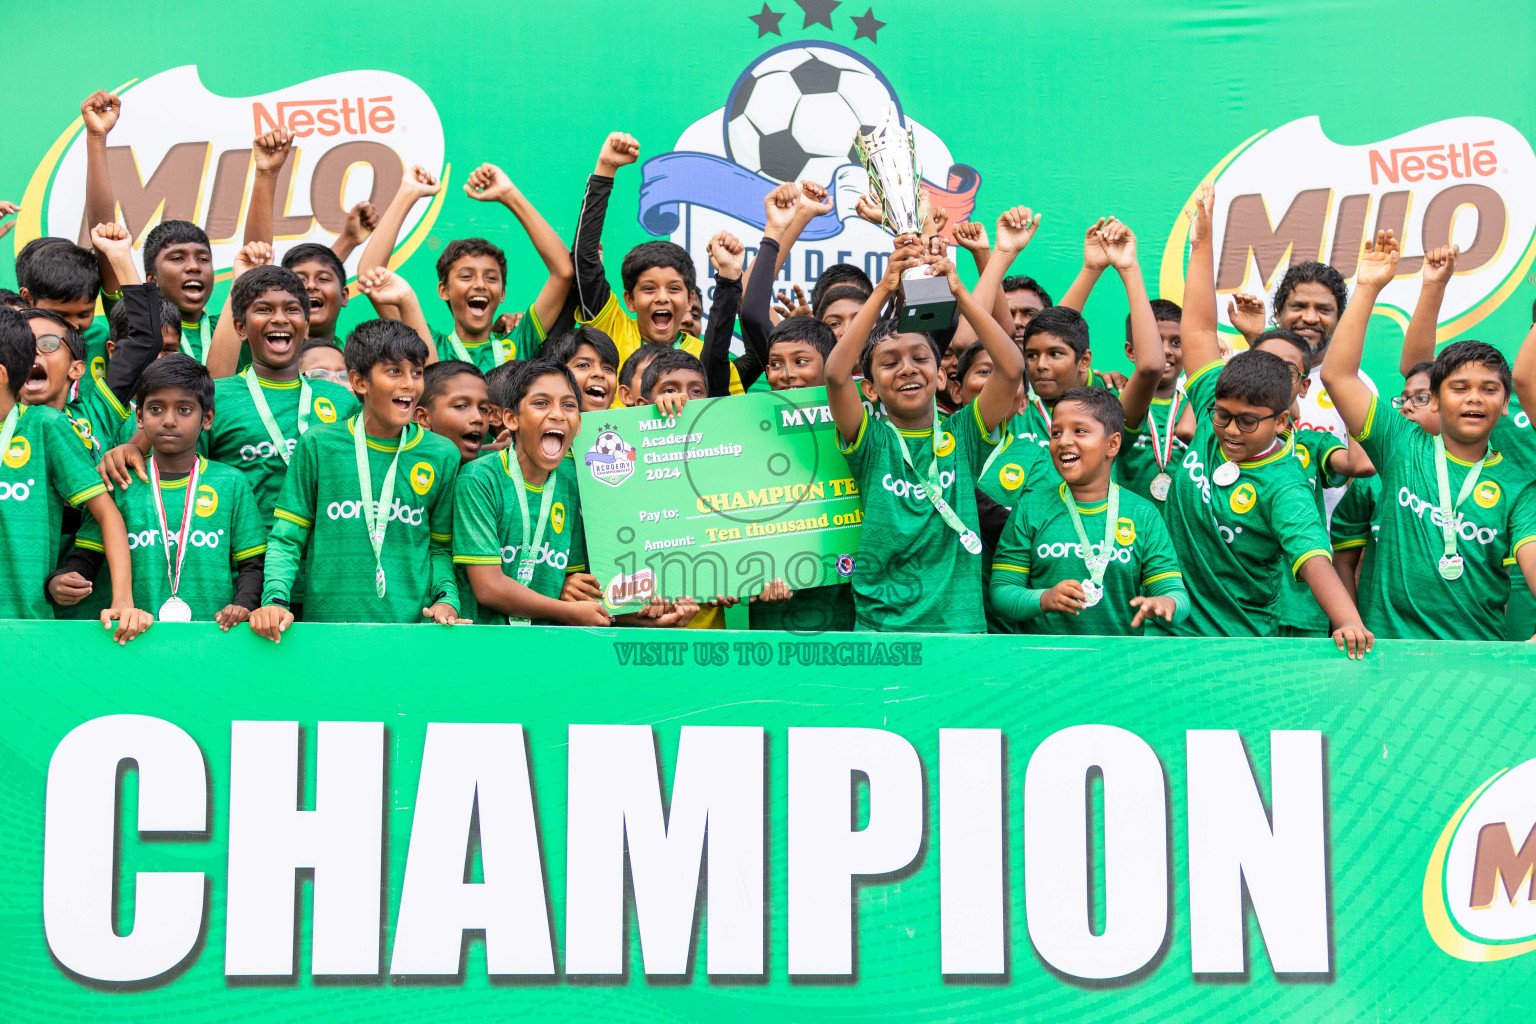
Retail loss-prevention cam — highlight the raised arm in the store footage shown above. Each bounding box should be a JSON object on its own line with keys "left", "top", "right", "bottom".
{"left": 330, "top": 201, "right": 378, "bottom": 262}
{"left": 1058, "top": 218, "right": 1112, "bottom": 312}
{"left": 736, "top": 182, "right": 799, "bottom": 374}
{"left": 464, "top": 163, "right": 574, "bottom": 331}
{"left": 702, "top": 231, "right": 744, "bottom": 397}
{"left": 1097, "top": 222, "right": 1164, "bottom": 429}
{"left": 826, "top": 242, "right": 920, "bottom": 443}
{"left": 244, "top": 128, "right": 293, "bottom": 247}
{"left": 1512, "top": 323, "right": 1536, "bottom": 419}
{"left": 1398, "top": 244, "right": 1458, "bottom": 375}
{"left": 751, "top": 180, "right": 831, "bottom": 287}
{"left": 574, "top": 133, "right": 639, "bottom": 320}
{"left": 80, "top": 90, "right": 122, "bottom": 290}
{"left": 1180, "top": 183, "right": 1223, "bottom": 372}
{"left": 1320, "top": 230, "right": 1398, "bottom": 438}
{"left": 206, "top": 242, "right": 272, "bottom": 379}
{"left": 356, "top": 267, "right": 436, "bottom": 357}
{"left": 358, "top": 165, "right": 441, "bottom": 281}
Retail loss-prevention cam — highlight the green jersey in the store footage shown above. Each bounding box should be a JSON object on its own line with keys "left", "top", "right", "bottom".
{"left": 1153, "top": 360, "right": 1333, "bottom": 638}
{"left": 1331, "top": 474, "right": 1380, "bottom": 590}
{"left": 1275, "top": 429, "right": 1348, "bottom": 634}
{"left": 1116, "top": 392, "right": 1189, "bottom": 505}
{"left": 972, "top": 434, "right": 1057, "bottom": 633}
{"left": 74, "top": 457, "right": 266, "bottom": 619}
{"left": 430, "top": 305, "right": 546, "bottom": 374}
{"left": 81, "top": 317, "right": 110, "bottom": 376}
{"left": 1353, "top": 395, "right": 1536, "bottom": 640}
{"left": 1008, "top": 371, "right": 1121, "bottom": 451}
{"left": 202, "top": 372, "right": 360, "bottom": 521}
{"left": 451, "top": 448, "right": 587, "bottom": 625}
{"left": 64, "top": 368, "right": 133, "bottom": 459}
{"left": 264, "top": 419, "right": 460, "bottom": 622}
{"left": 1491, "top": 396, "right": 1536, "bottom": 641}
{"left": 0, "top": 405, "right": 108, "bottom": 619}
{"left": 990, "top": 482, "right": 1184, "bottom": 636}
{"left": 839, "top": 399, "right": 1002, "bottom": 633}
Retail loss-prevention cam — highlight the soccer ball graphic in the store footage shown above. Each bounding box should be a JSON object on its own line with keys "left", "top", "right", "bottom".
{"left": 725, "top": 44, "right": 900, "bottom": 185}
{"left": 594, "top": 430, "right": 630, "bottom": 458}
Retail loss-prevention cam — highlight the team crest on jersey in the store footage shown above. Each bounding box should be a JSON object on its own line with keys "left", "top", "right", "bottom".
{"left": 314, "top": 396, "right": 338, "bottom": 423}
{"left": 3, "top": 436, "right": 31, "bottom": 468}
{"left": 836, "top": 553, "right": 856, "bottom": 577}
{"left": 552, "top": 501, "right": 566, "bottom": 534}
{"left": 90, "top": 356, "right": 106, "bottom": 380}
{"left": 410, "top": 461, "right": 434, "bottom": 496}
{"left": 1115, "top": 517, "right": 1136, "bottom": 546}
{"left": 194, "top": 484, "right": 218, "bottom": 517}
{"left": 1230, "top": 482, "right": 1258, "bottom": 514}
{"left": 935, "top": 431, "right": 956, "bottom": 457}
{"left": 1474, "top": 480, "right": 1502, "bottom": 508}
{"left": 999, "top": 462, "right": 1024, "bottom": 491}
{"left": 67, "top": 416, "right": 96, "bottom": 449}
{"left": 1295, "top": 445, "right": 1311, "bottom": 469}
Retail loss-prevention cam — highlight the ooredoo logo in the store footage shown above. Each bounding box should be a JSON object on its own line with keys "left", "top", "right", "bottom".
{"left": 1424, "top": 756, "right": 1536, "bottom": 961}
{"left": 0, "top": 478, "right": 34, "bottom": 501}
{"left": 126, "top": 527, "right": 223, "bottom": 549}
{"left": 23, "top": 66, "right": 446, "bottom": 278}
{"left": 1161, "top": 116, "right": 1536, "bottom": 343}
{"left": 326, "top": 497, "right": 424, "bottom": 526}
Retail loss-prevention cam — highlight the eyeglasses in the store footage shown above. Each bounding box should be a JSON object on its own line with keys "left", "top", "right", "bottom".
{"left": 1209, "top": 405, "right": 1282, "bottom": 433}
{"left": 1392, "top": 392, "right": 1432, "bottom": 410}
{"left": 302, "top": 368, "right": 349, "bottom": 386}
{"left": 35, "top": 333, "right": 67, "bottom": 354}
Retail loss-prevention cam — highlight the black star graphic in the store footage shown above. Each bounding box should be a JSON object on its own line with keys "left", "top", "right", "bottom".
{"left": 851, "top": 6, "right": 885, "bottom": 41}
{"left": 748, "top": 3, "right": 784, "bottom": 37}
{"left": 796, "top": 0, "right": 840, "bottom": 29}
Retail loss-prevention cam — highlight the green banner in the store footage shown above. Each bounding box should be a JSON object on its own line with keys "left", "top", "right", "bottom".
{"left": 573, "top": 387, "right": 860, "bottom": 606}
{"left": 5, "top": 622, "right": 1536, "bottom": 1021}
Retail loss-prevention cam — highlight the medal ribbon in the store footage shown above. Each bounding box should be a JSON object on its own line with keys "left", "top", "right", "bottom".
{"left": 503, "top": 449, "right": 557, "bottom": 626}
{"left": 149, "top": 455, "right": 200, "bottom": 602}
{"left": 885, "top": 400, "right": 979, "bottom": 551}
{"left": 447, "top": 330, "right": 508, "bottom": 367}
{"left": 1147, "top": 391, "right": 1184, "bottom": 471}
{"left": 180, "top": 316, "right": 211, "bottom": 362}
{"left": 245, "top": 368, "right": 313, "bottom": 466}
{"left": 1433, "top": 434, "right": 1488, "bottom": 567}
{"left": 0, "top": 405, "right": 20, "bottom": 469}
{"left": 354, "top": 418, "right": 408, "bottom": 599}
{"left": 1026, "top": 387, "right": 1051, "bottom": 442}
{"left": 1063, "top": 483, "right": 1120, "bottom": 590}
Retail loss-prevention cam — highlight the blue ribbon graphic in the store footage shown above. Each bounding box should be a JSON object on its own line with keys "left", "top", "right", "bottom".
{"left": 637, "top": 152, "right": 845, "bottom": 240}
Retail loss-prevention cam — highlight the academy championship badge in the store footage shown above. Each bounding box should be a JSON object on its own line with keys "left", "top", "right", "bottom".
{"left": 584, "top": 425, "right": 637, "bottom": 487}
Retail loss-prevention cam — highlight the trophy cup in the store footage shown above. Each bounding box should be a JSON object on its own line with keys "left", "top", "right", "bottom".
{"left": 853, "top": 108, "right": 957, "bottom": 333}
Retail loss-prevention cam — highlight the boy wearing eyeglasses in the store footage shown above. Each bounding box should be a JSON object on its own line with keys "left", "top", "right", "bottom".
{"left": 1151, "top": 184, "right": 1371, "bottom": 656}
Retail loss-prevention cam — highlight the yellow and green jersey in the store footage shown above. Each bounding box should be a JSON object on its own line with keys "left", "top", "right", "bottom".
{"left": 990, "top": 482, "right": 1185, "bottom": 636}
{"left": 451, "top": 448, "right": 587, "bottom": 625}
{"left": 1153, "top": 360, "right": 1333, "bottom": 638}
{"left": 0, "top": 405, "right": 107, "bottom": 619}
{"left": 430, "top": 303, "right": 548, "bottom": 373}
{"left": 1353, "top": 397, "right": 1536, "bottom": 640}
{"left": 263, "top": 419, "right": 460, "bottom": 623}
{"left": 1274, "top": 428, "right": 1348, "bottom": 635}
{"left": 580, "top": 292, "right": 744, "bottom": 403}
{"left": 74, "top": 457, "right": 266, "bottom": 619}
{"left": 1006, "top": 370, "right": 1121, "bottom": 451}
{"left": 839, "top": 399, "right": 1002, "bottom": 633}
{"left": 64, "top": 368, "right": 134, "bottom": 459}
{"left": 1115, "top": 392, "right": 1188, "bottom": 505}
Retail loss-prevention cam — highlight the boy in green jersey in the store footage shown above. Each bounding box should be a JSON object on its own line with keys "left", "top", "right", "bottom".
{"left": 1116, "top": 299, "right": 1197, "bottom": 504}
{"left": 990, "top": 386, "right": 1188, "bottom": 635}
{"left": 0, "top": 307, "right": 147, "bottom": 641}
{"left": 252, "top": 319, "right": 465, "bottom": 638}
{"left": 1323, "top": 230, "right": 1536, "bottom": 641}
{"left": 826, "top": 208, "right": 1031, "bottom": 633}
{"left": 97, "top": 266, "right": 360, "bottom": 522}
{"left": 51, "top": 356, "right": 266, "bottom": 627}
{"left": 1157, "top": 183, "right": 1370, "bottom": 654}
{"left": 453, "top": 359, "right": 611, "bottom": 626}
{"left": 545, "top": 327, "right": 620, "bottom": 412}
{"left": 417, "top": 360, "right": 491, "bottom": 464}
{"left": 282, "top": 244, "right": 353, "bottom": 345}
{"left": 14, "top": 238, "right": 104, "bottom": 365}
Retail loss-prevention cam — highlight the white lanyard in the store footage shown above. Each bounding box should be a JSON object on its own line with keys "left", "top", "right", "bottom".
{"left": 447, "top": 330, "right": 507, "bottom": 367}
{"left": 503, "top": 450, "right": 556, "bottom": 625}
{"left": 355, "top": 419, "right": 408, "bottom": 598}
{"left": 1062, "top": 484, "right": 1119, "bottom": 607}
{"left": 885, "top": 401, "right": 982, "bottom": 555}
{"left": 1432, "top": 434, "right": 1487, "bottom": 581}
{"left": 245, "top": 368, "right": 313, "bottom": 466}
{"left": 180, "top": 316, "right": 210, "bottom": 362}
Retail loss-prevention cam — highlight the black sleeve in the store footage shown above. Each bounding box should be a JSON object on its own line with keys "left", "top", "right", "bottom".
{"left": 105, "top": 283, "right": 167, "bottom": 406}
{"left": 232, "top": 554, "right": 265, "bottom": 611}
{"left": 734, "top": 236, "right": 779, "bottom": 388}
{"left": 975, "top": 490, "right": 1013, "bottom": 553}
{"left": 702, "top": 275, "right": 742, "bottom": 398}
{"left": 542, "top": 257, "right": 582, "bottom": 342}
{"left": 46, "top": 545, "right": 105, "bottom": 606}
{"left": 573, "top": 175, "right": 615, "bottom": 321}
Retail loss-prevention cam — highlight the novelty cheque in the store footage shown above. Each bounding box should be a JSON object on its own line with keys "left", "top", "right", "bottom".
{"left": 574, "top": 388, "right": 863, "bottom": 609}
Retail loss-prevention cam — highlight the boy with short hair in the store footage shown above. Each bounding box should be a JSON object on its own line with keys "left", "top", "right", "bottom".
{"left": 252, "top": 319, "right": 465, "bottom": 637}
{"left": 636, "top": 348, "right": 707, "bottom": 417}
{"left": 810, "top": 263, "right": 873, "bottom": 312}
{"left": 1002, "top": 275, "right": 1052, "bottom": 346}
{"left": 296, "top": 339, "right": 350, "bottom": 389}
{"left": 15, "top": 239, "right": 100, "bottom": 342}
{"left": 138, "top": 221, "right": 216, "bottom": 361}
{"left": 51, "top": 355, "right": 266, "bottom": 627}
{"left": 989, "top": 386, "right": 1187, "bottom": 634}
{"left": 573, "top": 132, "right": 747, "bottom": 395}
{"left": 0, "top": 306, "right": 147, "bottom": 640}
{"left": 452, "top": 358, "right": 612, "bottom": 626}
{"left": 544, "top": 326, "right": 619, "bottom": 411}
{"left": 825, "top": 209, "right": 1032, "bottom": 633}
{"left": 815, "top": 284, "right": 873, "bottom": 341}
{"left": 417, "top": 359, "right": 491, "bottom": 464}
{"left": 1327, "top": 232, "right": 1536, "bottom": 641}
{"left": 1115, "top": 298, "right": 1195, "bottom": 504}
{"left": 1161, "top": 184, "right": 1370, "bottom": 654}
{"left": 615, "top": 342, "right": 672, "bottom": 408}
{"left": 281, "top": 243, "right": 352, "bottom": 344}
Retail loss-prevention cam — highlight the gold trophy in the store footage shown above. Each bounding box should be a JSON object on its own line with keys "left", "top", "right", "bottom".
{"left": 854, "top": 107, "right": 957, "bottom": 332}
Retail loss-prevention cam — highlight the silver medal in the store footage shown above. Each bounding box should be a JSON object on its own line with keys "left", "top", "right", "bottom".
{"left": 1438, "top": 554, "right": 1464, "bottom": 581}
{"left": 1080, "top": 580, "right": 1103, "bottom": 608}
{"left": 1212, "top": 461, "right": 1240, "bottom": 487}
{"left": 157, "top": 596, "right": 193, "bottom": 622}
{"left": 376, "top": 566, "right": 388, "bottom": 598}
{"left": 960, "top": 530, "right": 983, "bottom": 555}
{"left": 1150, "top": 472, "right": 1171, "bottom": 501}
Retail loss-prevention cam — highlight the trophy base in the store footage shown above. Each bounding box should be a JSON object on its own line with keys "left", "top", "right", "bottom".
{"left": 898, "top": 271, "right": 957, "bottom": 333}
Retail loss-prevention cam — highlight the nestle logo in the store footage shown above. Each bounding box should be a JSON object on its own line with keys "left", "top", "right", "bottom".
{"left": 251, "top": 96, "right": 395, "bottom": 138}
{"left": 1368, "top": 141, "right": 1496, "bottom": 185}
